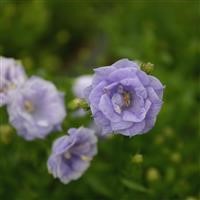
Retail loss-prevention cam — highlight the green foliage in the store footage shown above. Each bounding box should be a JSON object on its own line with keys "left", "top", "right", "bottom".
{"left": 0, "top": 0, "right": 199, "bottom": 199}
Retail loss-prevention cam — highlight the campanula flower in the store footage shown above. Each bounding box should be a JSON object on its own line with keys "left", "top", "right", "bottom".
{"left": 0, "top": 56, "right": 26, "bottom": 106}
{"left": 84, "top": 59, "right": 164, "bottom": 136}
{"left": 73, "top": 75, "right": 93, "bottom": 99}
{"left": 47, "top": 127, "right": 97, "bottom": 184}
{"left": 72, "top": 75, "right": 93, "bottom": 117}
{"left": 7, "top": 76, "right": 66, "bottom": 140}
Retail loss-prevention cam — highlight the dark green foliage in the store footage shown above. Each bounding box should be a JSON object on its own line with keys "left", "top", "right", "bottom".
{"left": 0, "top": 0, "right": 199, "bottom": 199}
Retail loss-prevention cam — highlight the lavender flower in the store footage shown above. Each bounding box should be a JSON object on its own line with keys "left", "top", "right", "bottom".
{"left": 73, "top": 75, "right": 93, "bottom": 99}
{"left": 84, "top": 59, "right": 164, "bottom": 136}
{"left": 0, "top": 56, "right": 26, "bottom": 106}
{"left": 72, "top": 75, "right": 93, "bottom": 117}
{"left": 47, "top": 127, "right": 97, "bottom": 184}
{"left": 7, "top": 76, "right": 66, "bottom": 140}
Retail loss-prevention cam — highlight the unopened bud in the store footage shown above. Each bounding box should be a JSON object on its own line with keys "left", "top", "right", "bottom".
{"left": 68, "top": 98, "right": 89, "bottom": 111}
{"left": 0, "top": 124, "right": 13, "bottom": 144}
{"left": 146, "top": 167, "right": 160, "bottom": 182}
{"left": 131, "top": 153, "right": 143, "bottom": 164}
{"left": 141, "top": 62, "right": 154, "bottom": 74}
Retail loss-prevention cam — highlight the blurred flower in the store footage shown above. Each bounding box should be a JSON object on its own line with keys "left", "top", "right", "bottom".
{"left": 7, "top": 76, "right": 66, "bottom": 140}
{"left": 146, "top": 167, "right": 160, "bottom": 182}
{"left": 84, "top": 59, "right": 164, "bottom": 136}
{"left": 0, "top": 124, "right": 13, "bottom": 144}
{"left": 72, "top": 75, "right": 93, "bottom": 117}
{"left": 47, "top": 127, "right": 97, "bottom": 184}
{"left": 131, "top": 153, "right": 143, "bottom": 164}
{"left": 0, "top": 56, "right": 26, "bottom": 106}
{"left": 73, "top": 75, "right": 93, "bottom": 99}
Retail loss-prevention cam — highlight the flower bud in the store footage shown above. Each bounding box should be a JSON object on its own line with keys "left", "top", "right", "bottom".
{"left": 0, "top": 124, "right": 13, "bottom": 144}
{"left": 131, "top": 153, "right": 143, "bottom": 164}
{"left": 146, "top": 167, "right": 160, "bottom": 182}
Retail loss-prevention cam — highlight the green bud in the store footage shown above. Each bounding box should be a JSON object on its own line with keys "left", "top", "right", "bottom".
{"left": 68, "top": 98, "right": 90, "bottom": 111}
{"left": 0, "top": 124, "right": 13, "bottom": 144}
{"left": 140, "top": 62, "right": 154, "bottom": 74}
{"left": 131, "top": 153, "right": 143, "bottom": 164}
{"left": 170, "top": 152, "right": 182, "bottom": 163}
{"left": 146, "top": 167, "right": 160, "bottom": 182}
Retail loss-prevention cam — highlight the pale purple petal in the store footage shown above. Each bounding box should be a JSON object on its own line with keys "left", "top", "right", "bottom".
{"left": 73, "top": 75, "right": 93, "bottom": 99}
{"left": 99, "top": 94, "right": 121, "bottom": 122}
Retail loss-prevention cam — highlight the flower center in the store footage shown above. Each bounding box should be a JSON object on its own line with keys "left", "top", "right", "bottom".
{"left": 0, "top": 83, "right": 16, "bottom": 93}
{"left": 111, "top": 85, "right": 132, "bottom": 114}
{"left": 24, "top": 100, "right": 34, "bottom": 113}
{"left": 64, "top": 152, "right": 71, "bottom": 159}
{"left": 0, "top": 88, "right": 5, "bottom": 93}
{"left": 122, "top": 91, "right": 132, "bottom": 107}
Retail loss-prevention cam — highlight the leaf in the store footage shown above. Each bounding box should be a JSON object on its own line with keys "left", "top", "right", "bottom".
{"left": 121, "top": 179, "right": 151, "bottom": 193}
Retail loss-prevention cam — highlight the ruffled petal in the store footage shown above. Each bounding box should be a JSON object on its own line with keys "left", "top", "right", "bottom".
{"left": 98, "top": 94, "right": 121, "bottom": 122}
{"left": 89, "top": 81, "right": 107, "bottom": 109}
{"left": 112, "top": 59, "right": 139, "bottom": 69}
{"left": 120, "top": 121, "right": 145, "bottom": 136}
{"left": 111, "top": 120, "right": 132, "bottom": 131}
{"left": 108, "top": 68, "right": 137, "bottom": 82}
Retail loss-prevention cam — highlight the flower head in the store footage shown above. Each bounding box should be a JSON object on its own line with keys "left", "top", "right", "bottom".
{"left": 73, "top": 75, "right": 93, "bottom": 99}
{"left": 47, "top": 127, "right": 97, "bottom": 184}
{"left": 0, "top": 56, "right": 26, "bottom": 106}
{"left": 84, "top": 59, "right": 164, "bottom": 136}
{"left": 7, "top": 76, "right": 66, "bottom": 140}
{"left": 72, "top": 75, "right": 93, "bottom": 117}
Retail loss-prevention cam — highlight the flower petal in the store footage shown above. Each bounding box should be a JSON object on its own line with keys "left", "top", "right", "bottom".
{"left": 112, "top": 59, "right": 139, "bottom": 69}
{"left": 99, "top": 94, "right": 121, "bottom": 122}
{"left": 109, "top": 68, "right": 137, "bottom": 82}
{"left": 119, "top": 121, "right": 145, "bottom": 136}
{"left": 111, "top": 120, "right": 132, "bottom": 131}
{"left": 89, "top": 81, "right": 107, "bottom": 109}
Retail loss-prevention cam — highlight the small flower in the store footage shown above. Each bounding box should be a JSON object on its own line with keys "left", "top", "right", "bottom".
{"left": 84, "top": 59, "right": 164, "bottom": 136}
{"left": 7, "top": 76, "right": 66, "bottom": 140}
{"left": 0, "top": 56, "right": 26, "bottom": 106}
{"left": 73, "top": 75, "right": 93, "bottom": 99}
{"left": 47, "top": 127, "right": 97, "bottom": 184}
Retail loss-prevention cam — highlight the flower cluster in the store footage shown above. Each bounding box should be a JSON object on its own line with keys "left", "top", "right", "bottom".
{"left": 1, "top": 56, "right": 164, "bottom": 185}
{"left": 0, "top": 56, "right": 66, "bottom": 140}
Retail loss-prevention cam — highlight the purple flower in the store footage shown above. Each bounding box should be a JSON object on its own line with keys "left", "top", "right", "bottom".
{"left": 84, "top": 59, "right": 164, "bottom": 136}
{"left": 7, "top": 76, "right": 66, "bottom": 140}
{"left": 73, "top": 75, "right": 93, "bottom": 99}
{"left": 72, "top": 75, "right": 93, "bottom": 117}
{"left": 47, "top": 127, "right": 97, "bottom": 184}
{"left": 0, "top": 56, "right": 26, "bottom": 106}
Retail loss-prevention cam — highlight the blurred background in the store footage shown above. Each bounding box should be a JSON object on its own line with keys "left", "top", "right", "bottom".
{"left": 0, "top": 0, "right": 199, "bottom": 199}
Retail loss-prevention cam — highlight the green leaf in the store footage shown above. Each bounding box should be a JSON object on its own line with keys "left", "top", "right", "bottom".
{"left": 121, "top": 179, "right": 151, "bottom": 193}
